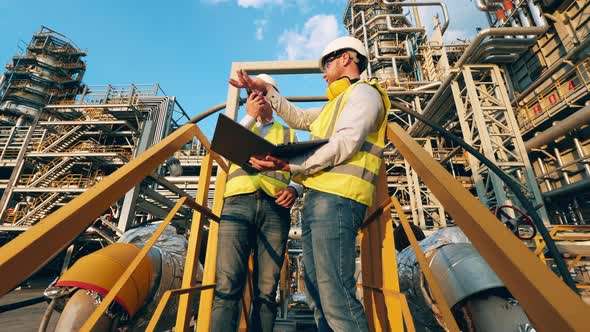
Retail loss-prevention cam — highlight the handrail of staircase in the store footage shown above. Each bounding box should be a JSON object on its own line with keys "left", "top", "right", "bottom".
{"left": 0, "top": 117, "right": 227, "bottom": 296}
{"left": 386, "top": 122, "right": 590, "bottom": 331}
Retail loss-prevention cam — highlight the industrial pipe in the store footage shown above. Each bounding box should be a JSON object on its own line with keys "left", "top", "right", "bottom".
{"left": 528, "top": 0, "right": 548, "bottom": 27}
{"left": 373, "top": 39, "right": 412, "bottom": 61}
{"left": 379, "top": 1, "right": 449, "bottom": 35}
{"left": 386, "top": 15, "right": 426, "bottom": 33}
{"left": 412, "top": 24, "right": 549, "bottom": 136}
{"left": 354, "top": 14, "right": 412, "bottom": 34}
{"left": 524, "top": 104, "right": 590, "bottom": 151}
{"left": 413, "top": 81, "right": 442, "bottom": 91}
{"left": 475, "top": 0, "right": 503, "bottom": 11}
{"left": 457, "top": 26, "right": 547, "bottom": 67}
{"left": 543, "top": 177, "right": 590, "bottom": 200}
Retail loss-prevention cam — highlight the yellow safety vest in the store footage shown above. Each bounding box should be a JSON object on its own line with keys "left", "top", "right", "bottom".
{"left": 302, "top": 81, "right": 390, "bottom": 206}
{"left": 224, "top": 121, "right": 296, "bottom": 198}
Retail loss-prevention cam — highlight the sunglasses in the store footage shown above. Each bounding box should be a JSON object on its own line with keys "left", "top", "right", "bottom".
{"left": 322, "top": 50, "right": 349, "bottom": 71}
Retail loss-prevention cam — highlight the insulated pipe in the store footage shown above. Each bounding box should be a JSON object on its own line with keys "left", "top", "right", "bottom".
{"left": 483, "top": 54, "right": 520, "bottom": 62}
{"left": 475, "top": 0, "right": 503, "bottom": 11}
{"left": 517, "top": 5, "right": 532, "bottom": 28}
{"left": 456, "top": 26, "right": 547, "bottom": 66}
{"left": 391, "top": 57, "right": 399, "bottom": 82}
{"left": 528, "top": 0, "right": 548, "bottom": 27}
{"left": 470, "top": 38, "right": 534, "bottom": 57}
{"left": 379, "top": 1, "right": 449, "bottom": 35}
{"left": 385, "top": 17, "right": 426, "bottom": 34}
{"left": 373, "top": 39, "right": 412, "bottom": 61}
{"left": 543, "top": 177, "right": 590, "bottom": 200}
{"left": 55, "top": 290, "right": 116, "bottom": 331}
{"left": 413, "top": 81, "right": 442, "bottom": 91}
{"left": 354, "top": 14, "right": 412, "bottom": 34}
{"left": 524, "top": 104, "right": 590, "bottom": 152}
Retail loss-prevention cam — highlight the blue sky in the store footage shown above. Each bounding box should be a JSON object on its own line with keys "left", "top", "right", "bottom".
{"left": 0, "top": 0, "right": 486, "bottom": 137}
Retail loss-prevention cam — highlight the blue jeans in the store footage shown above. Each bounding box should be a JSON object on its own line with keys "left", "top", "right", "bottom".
{"left": 302, "top": 189, "right": 369, "bottom": 332}
{"left": 210, "top": 193, "right": 290, "bottom": 332}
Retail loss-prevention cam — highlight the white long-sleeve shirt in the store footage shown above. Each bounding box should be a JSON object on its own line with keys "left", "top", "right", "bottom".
{"left": 265, "top": 83, "right": 385, "bottom": 177}
{"left": 239, "top": 115, "right": 304, "bottom": 196}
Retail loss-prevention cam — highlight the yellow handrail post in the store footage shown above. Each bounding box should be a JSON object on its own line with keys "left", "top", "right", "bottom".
{"left": 195, "top": 167, "right": 228, "bottom": 331}
{"left": 175, "top": 153, "right": 214, "bottom": 331}
{"left": 147, "top": 284, "right": 216, "bottom": 332}
{"left": 359, "top": 164, "right": 404, "bottom": 332}
{"left": 391, "top": 197, "right": 460, "bottom": 332}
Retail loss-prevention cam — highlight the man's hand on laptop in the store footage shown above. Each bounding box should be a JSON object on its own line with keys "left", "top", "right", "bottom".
{"left": 249, "top": 155, "right": 290, "bottom": 172}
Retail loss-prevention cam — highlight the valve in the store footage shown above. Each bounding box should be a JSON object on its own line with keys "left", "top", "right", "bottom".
{"left": 493, "top": 205, "right": 537, "bottom": 240}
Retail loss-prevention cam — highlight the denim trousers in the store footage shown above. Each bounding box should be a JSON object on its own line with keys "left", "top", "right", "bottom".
{"left": 210, "top": 193, "right": 290, "bottom": 332}
{"left": 302, "top": 189, "right": 369, "bottom": 332}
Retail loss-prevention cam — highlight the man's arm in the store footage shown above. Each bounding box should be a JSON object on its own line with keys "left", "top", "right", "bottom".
{"left": 240, "top": 114, "right": 256, "bottom": 130}
{"left": 266, "top": 88, "right": 322, "bottom": 130}
{"left": 289, "top": 84, "right": 384, "bottom": 176}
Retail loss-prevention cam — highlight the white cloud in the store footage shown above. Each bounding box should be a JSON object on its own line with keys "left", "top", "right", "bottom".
{"left": 255, "top": 19, "right": 268, "bottom": 40}
{"left": 278, "top": 14, "right": 341, "bottom": 60}
{"left": 237, "top": 0, "right": 284, "bottom": 8}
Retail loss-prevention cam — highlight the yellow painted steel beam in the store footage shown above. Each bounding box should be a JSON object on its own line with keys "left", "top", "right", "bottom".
{"left": 192, "top": 124, "right": 229, "bottom": 172}
{"left": 360, "top": 198, "right": 393, "bottom": 230}
{"left": 392, "top": 197, "right": 460, "bottom": 332}
{"left": 387, "top": 123, "right": 590, "bottom": 331}
{"left": 176, "top": 153, "right": 214, "bottom": 331}
{"left": 147, "top": 284, "right": 216, "bottom": 332}
{"left": 81, "top": 198, "right": 187, "bottom": 331}
{"left": 0, "top": 123, "right": 199, "bottom": 296}
{"left": 399, "top": 294, "right": 416, "bottom": 332}
{"left": 196, "top": 168, "right": 228, "bottom": 331}
{"left": 360, "top": 164, "right": 404, "bottom": 332}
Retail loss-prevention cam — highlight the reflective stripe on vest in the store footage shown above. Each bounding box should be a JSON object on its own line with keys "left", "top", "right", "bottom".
{"left": 227, "top": 168, "right": 290, "bottom": 184}
{"left": 301, "top": 81, "right": 390, "bottom": 206}
{"left": 224, "top": 121, "right": 295, "bottom": 198}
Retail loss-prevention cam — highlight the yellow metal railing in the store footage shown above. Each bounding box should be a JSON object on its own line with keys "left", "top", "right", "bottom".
{"left": 358, "top": 165, "right": 407, "bottom": 331}
{"left": 517, "top": 57, "right": 590, "bottom": 131}
{"left": 386, "top": 122, "right": 590, "bottom": 331}
{"left": 534, "top": 225, "right": 590, "bottom": 289}
{"left": 2, "top": 113, "right": 590, "bottom": 331}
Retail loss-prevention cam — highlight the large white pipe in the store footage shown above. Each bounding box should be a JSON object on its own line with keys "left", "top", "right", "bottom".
{"left": 528, "top": 0, "right": 548, "bottom": 27}
{"left": 524, "top": 104, "right": 590, "bottom": 152}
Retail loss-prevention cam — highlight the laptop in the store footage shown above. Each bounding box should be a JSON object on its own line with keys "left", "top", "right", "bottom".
{"left": 210, "top": 114, "right": 328, "bottom": 171}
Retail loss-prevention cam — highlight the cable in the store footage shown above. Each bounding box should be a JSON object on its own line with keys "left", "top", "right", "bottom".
{"left": 0, "top": 295, "right": 48, "bottom": 313}
{"left": 389, "top": 100, "right": 578, "bottom": 292}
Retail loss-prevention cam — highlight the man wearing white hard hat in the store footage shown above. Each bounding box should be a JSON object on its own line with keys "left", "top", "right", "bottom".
{"left": 211, "top": 74, "right": 302, "bottom": 332}
{"left": 230, "top": 37, "right": 390, "bottom": 331}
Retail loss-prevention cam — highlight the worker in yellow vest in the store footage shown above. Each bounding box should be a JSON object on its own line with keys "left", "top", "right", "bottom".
{"left": 230, "top": 36, "right": 390, "bottom": 332}
{"left": 211, "top": 74, "right": 302, "bottom": 332}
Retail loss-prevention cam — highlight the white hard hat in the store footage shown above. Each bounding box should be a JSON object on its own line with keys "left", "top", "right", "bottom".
{"left": 256, "top": 74, "right": 279, "bottom": 92}
{"left": 319, "top": 36, "right": 369, "bottom": 72}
